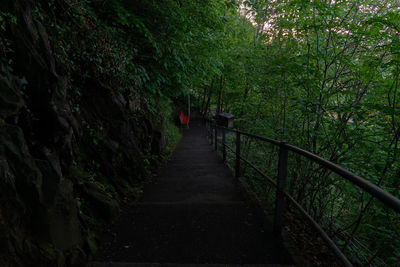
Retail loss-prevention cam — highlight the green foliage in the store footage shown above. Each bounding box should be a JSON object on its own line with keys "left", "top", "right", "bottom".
{"left": 75, "top": 197, "right": 103, "bottom": 230}
{"left": 194, "top": 0, "right": 400, "bottom": 265}
{"left": 4, "top": 0, "right": 400, "bottom": 264}
{"left": 0, "top": 11, "right": 16, "bottom": 66}
{"left": 164, "top": 119, "right": 182, "bottom": 158}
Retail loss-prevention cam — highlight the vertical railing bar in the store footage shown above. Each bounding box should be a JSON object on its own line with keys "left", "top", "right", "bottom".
{"left": 210, "top": 122, "right": 214, "bottom": 145}
{"left": 209, "top": 121, "right": 212, "bottom": 143}
{"left": 235, "top": 131, "right": 241, "bottom": 178}
{"left": 274, "top": 141, "right": 288, "bottom": 234}
{"left": 205, "top": 119, "right": 209, "bottom": 141}
{"left": 222, "top": 128, "right": 226, "bottom": 162}
{"left": 214, "top": 123, "right": 218, "bottom": 151}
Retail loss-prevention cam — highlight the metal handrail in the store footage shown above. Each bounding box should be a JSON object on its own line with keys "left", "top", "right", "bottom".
{"left": 206, "top": 119, "right": 400, "bottom": 214}
{"left": 285, "top": 144, "right": 400, "bottom": 213}
{"left": 204, "top": 118, "right": 400, "bottom": 267}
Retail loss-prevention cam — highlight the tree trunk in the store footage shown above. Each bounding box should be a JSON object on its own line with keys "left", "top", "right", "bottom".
{"left": 204, "top": 80, "right": 214, "bottom": 117}
{"left": 216, "top": 76, "right": 224, "bottom": 114}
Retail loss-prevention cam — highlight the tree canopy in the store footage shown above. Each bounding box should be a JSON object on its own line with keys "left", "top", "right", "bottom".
{"left": 1, "top": 0, "right": 400, "bottom": 265}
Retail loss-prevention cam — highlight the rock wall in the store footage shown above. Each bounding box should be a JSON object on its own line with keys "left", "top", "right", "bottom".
{"left": 0, "top": 1, "right": 165, "bottom": 266}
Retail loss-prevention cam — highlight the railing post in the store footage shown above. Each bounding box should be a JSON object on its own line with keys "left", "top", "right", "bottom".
{"left": 209, "top": 121, "right": 211, "bottom": 139}
{"left": 274, "top": 141, "right": 288, "bottom": 234}
{"left": 235, "top": 131, "right": 241, "bottom": 178}
{"left": 214, "top": 124, "right": 218, "bottom": 151}
{"left": 222, "top": 128, "right": 226, "bottom": 162}
{"left": 210, "top": 122, "right": 214, "bottom": 145}
{"left": 205, "top": 119, "right": 208, "bottom": 139}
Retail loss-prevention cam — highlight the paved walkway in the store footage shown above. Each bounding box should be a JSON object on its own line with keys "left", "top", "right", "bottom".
{"left": 94, "top": 121, "right": 293, "bottom": 266}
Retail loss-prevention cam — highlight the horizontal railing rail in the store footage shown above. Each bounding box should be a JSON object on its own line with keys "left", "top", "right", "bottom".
{"left": 204, "top": 117, "right": 400, "bottom": 267}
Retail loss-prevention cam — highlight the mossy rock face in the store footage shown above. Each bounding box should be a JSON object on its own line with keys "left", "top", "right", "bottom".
{"left": 0, "top": 1, "right": 165, "bottom": 265}
{"left": 81, "top": 182, "right": 120, "bottom": 223}
{"left": 0, "top": 124, "right": 43, "bottom": 263}
{"left": 0, "top": 124, "right": 83, "bottom": 266}
{"left": 0, "top": 66, "right": 25, "bottom": 122}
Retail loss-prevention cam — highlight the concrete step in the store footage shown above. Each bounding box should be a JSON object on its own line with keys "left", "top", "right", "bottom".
{"left": 93, "top": 123, "right": 293, "bottom": 265}
{"left": 92, "top": 263, "right": 293, "bottom": 267}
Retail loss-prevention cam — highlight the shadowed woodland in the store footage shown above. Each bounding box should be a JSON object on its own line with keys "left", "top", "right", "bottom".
{"left": 1, "top": 0, "right": 400, "bottom": 266}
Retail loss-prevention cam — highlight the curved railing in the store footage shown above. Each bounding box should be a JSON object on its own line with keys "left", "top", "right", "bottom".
{"left": 204, "top": 118, "right": 400, "bottom": 267}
